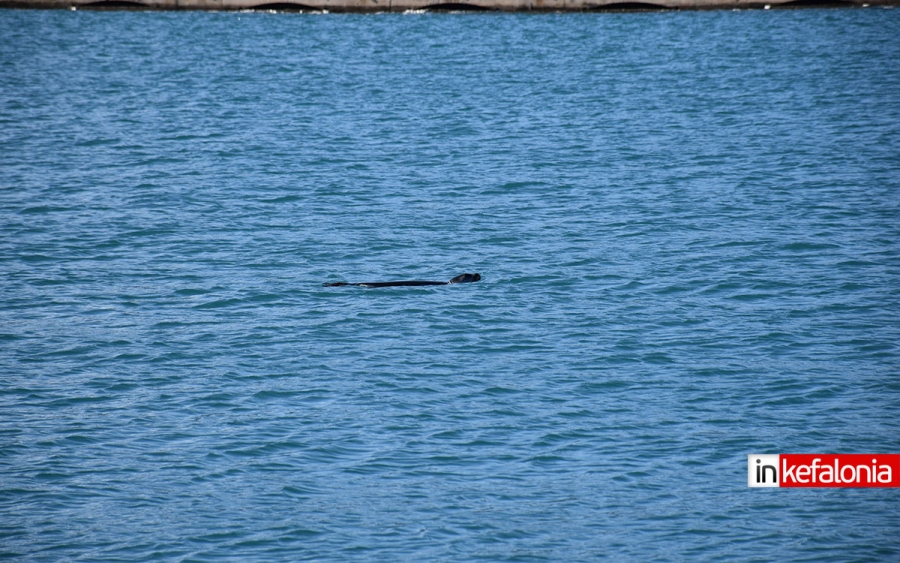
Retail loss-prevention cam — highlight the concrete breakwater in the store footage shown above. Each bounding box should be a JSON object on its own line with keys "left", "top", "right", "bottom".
{"left": 2, "top": 0, "right": 897, "bottom": 12}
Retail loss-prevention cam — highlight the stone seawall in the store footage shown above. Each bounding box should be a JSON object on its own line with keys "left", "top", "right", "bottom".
{"left": 1, "top": 0, "right": 896, "bottom": 12}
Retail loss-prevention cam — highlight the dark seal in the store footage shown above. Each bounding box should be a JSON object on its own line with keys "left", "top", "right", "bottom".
{"left": 324, "top": 273, "right": 481, "bottom": 288}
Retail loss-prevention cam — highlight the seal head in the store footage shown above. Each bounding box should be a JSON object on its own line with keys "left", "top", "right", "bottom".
{"left": 448, "top": 273, "right": 481, "bottom": 284}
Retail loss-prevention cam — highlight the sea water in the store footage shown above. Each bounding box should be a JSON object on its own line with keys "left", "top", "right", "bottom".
{"left": 1, "top": 7, "right": 899, "bottom": 561}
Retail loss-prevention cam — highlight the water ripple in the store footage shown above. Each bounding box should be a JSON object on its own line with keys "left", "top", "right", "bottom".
{"left": 2, "top": 7, "right": 900, "bottom": 563}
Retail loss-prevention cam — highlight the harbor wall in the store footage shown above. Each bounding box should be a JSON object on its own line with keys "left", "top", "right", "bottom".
{"left": 1, "top": 0, "right": 896, "bottom": 13}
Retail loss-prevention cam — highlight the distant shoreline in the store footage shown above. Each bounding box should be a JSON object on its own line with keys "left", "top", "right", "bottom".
{"left": 2, "top": 0, "right": 898, "bottom": 13}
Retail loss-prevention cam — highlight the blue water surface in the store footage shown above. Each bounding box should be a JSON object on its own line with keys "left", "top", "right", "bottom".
{"left": 1, "top": 7, "right": 900, "bottom": 561}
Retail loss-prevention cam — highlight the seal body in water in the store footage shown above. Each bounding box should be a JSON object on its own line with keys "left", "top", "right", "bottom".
{"left": 324, "top": 273, "right": 481, "bottom": 288}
